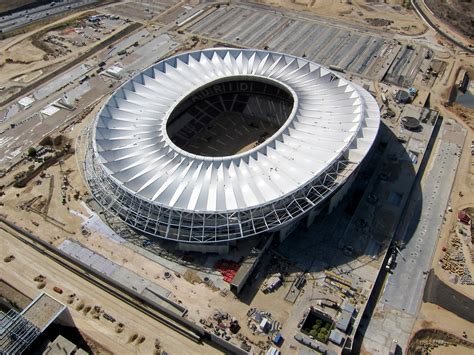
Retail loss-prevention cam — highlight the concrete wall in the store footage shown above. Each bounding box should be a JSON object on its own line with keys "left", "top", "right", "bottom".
{"left": 177, "top": 242, "right": 230, "bottom": 254}
{"left": 209, "top": 333, "right": 249, "bottom": 354}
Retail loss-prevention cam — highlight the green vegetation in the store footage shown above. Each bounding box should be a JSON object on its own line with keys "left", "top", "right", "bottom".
{"left": 303, "top": 312, "right": 333, "bottom": 344}
{"left": 308, "top": 321, "right": 331, "bottom": 343}
{"left": 39, "top": 135, "right": 53, "bottom": 146}
{"left": 27, "top": 147, "right": 37, "bottom": 157}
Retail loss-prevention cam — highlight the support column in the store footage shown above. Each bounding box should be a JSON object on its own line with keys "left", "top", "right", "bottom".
{"left": 306, "top": 208, "right": 319, "bottom": 228}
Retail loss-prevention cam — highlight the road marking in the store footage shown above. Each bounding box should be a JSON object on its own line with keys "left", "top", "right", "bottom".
{"left": 0, "top": 136, "right": 14, "bottom": 148}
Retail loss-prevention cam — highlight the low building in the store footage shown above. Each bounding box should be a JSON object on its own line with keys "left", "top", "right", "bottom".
{"left": 262, "top": 273, "right": 283, "bottom": 293}
{"left": 329, "top": 329, "right": 345, "bottom": 346}
{"left": 104, "top": 65, "right": 124, "bottom": 79}
{"left": 230, "top": 236, "right": 272, "bottom": 293}
{"left": 335, "top": 302, "right": 355, "bottom": 333}
{"left": 266, "top": 346, "right": 281, "bottom": 355}
{"left": 260, "top": 318, "right": 270, "bottom": 332}
{"left": 294, "top": 333, "right": 338, "bottom": 355}
{"left": 43, "top": 335, "right": 88, "bottom": 355}
{"left": 18, "top": 96, "right": 35, "bottom": 109}
{"left": 0, "top": 293, "right": 65, "bottom": 354}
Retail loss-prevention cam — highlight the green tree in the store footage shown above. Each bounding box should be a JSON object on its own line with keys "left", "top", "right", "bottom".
{"left": 27, "top": 147, "right": 37, "bottom": 157}
{"left": 316, "top": 331, "right": 328, "bottom": 343}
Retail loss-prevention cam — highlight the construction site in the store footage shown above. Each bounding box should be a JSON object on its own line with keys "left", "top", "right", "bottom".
{"left": 0, "top": 1, "right": 473, "bottom": 354}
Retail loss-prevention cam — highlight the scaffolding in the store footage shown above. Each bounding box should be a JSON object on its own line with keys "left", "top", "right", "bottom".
{"left": 85, "top": 138, "right": 357, "bottom": 243}
{"left": 0, "top": 310, "right": 41, "bottom": 354}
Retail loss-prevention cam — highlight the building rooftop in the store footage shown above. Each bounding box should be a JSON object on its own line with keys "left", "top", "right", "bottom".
{"left": 22, "top": 293, "right": 65, "bottom": 332}
{"left": 0, "top": 293, "right": 64, "bottom": 354}
{"left": 335, "top": 310, "right": 352, "bottom": 333}
{"left": 329, "top": 329, "right": 345, "bottom": 346}
{"left": 42, "top": 335, "right": 87, "bottom": 355}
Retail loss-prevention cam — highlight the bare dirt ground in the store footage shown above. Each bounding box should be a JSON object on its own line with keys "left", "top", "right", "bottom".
{"left": 448, "top": 68, "right": 474, "bottom": 131}
{"left": 429, "top": 121, "right": 474, "bottom": 300}
{"left": 253, "top": 0, "right": 426, "bottom": 35}
{"left": 0, "top": 38, "right": 57, "bottom": 89}
{"left": 408, "top": 325, "right": 474, "bottom": 354}
{"left": 452, "top": 102, "right": 474, "bottom": 130}
{"left": 0, "top": 10, "right": 129, "bottom": 105}
{"left": 410, "top": 56, "right": 474, "bottom": 353}
{"left": 425, "top": 0, "right": 474, "bottom": 40}
{"left": 418, "top": 112, "right": 473, "bottom": 289}
{"left": 0, "top": 100, "right": 295, "bottom": 352}
{"left": 0, "top": 228, "right": 222, "bottom": 355}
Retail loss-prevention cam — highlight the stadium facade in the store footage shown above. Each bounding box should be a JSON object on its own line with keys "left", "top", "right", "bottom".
{"left": 85, "top": 48, "right": 380, "bottom": 253}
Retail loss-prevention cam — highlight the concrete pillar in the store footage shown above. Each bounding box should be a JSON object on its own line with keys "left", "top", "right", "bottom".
{"left": 328, "top": 173, "right": 355, "bottom": 214}
{"left": 279, "top": 221, "right": 298, "bottom": 242}
{"left": 306, "top": 208, "right": 319, "bottom": 228}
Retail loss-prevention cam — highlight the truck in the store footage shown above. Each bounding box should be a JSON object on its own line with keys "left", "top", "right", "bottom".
{"left": 103, "top": 313, "right": 116, "bottom": 322}
{"left": 261, "top": 273, "right": 283, "bottom": 293}
{"left": 386, "top": 253, "right": 396, "bottom": 271}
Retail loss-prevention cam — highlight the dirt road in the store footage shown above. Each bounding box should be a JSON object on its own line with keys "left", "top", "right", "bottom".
{"left": 0, "top": 227, "right": 223, "bottom": 355}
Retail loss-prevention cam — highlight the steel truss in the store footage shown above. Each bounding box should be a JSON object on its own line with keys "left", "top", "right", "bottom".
{"left": 84, "top": 135, "right": 357, "bottom": 243}
{"left": 0, "top": 310, "right": 41, "bottom": 354}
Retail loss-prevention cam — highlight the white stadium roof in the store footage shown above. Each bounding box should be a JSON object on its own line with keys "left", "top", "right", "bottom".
{"left": 86, "top": 48, "right": 380, "bottom": 243}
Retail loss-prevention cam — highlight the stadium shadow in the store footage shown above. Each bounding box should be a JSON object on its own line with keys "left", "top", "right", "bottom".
{"left": 236, "top": 120, "right": 429, "bottom": 304}
{"left": 130, "top": 119, "right": 438, "bottom": 306}
{"left": 283, "top": 120, "right": 429, "bottom": 264}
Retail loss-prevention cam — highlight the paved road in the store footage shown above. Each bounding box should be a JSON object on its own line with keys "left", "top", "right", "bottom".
{"left": 382, "top": 135, "right": 462, "bottom": 315}
{"left": 361, "top": 119, "right": 466, "bottom": 353}
{"left": 0, "top": 0, "right": 98, "bottom": 34}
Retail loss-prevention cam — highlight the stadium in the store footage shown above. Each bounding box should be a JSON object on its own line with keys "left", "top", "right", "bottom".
{"left": 84, "top": 48, "right": 380, "bottom": 252}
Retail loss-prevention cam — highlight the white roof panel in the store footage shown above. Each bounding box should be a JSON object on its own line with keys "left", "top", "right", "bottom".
{"left": 92, "top": 48, "right": 380, "bottom": 214}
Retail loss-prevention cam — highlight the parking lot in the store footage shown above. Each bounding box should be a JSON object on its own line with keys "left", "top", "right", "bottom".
{"left": 104, "top": 0, "right": 178, "bottom": 22}
{"left": 185, "top": 4, "right": 430, "bottom": 83}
